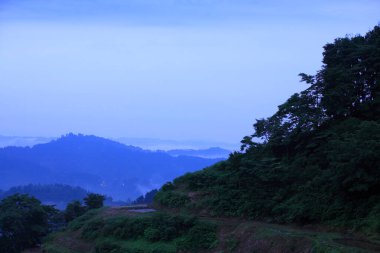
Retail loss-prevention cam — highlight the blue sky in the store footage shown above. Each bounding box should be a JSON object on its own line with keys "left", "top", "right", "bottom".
{"left": 0, "top": 0, "right": 379, "bottom": 146}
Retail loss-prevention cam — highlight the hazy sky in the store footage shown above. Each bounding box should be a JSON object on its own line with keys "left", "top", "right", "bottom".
{"left": 0, "top": 0, "right": 379, "bottom": 145}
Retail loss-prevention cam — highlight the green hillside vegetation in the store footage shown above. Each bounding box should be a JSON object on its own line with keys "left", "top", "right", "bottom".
{"left": 42, "top": 206, "right": 380, "bottom": 253}
{"left": 155, "top": 26, "right": 380, "bottom": 236}
{"left": 43, "top": 208, "right": 218, "bottom": 253}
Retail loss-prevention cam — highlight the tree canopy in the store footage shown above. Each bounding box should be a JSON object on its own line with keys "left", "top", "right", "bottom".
{"left": 0, "top": 194, "right": 59, "bottom": 253}
{"left": 243, "top": 26, "right": 380, "bottom": 150}
{"left": 84, "top": 193, "right": 105, "bottom": 210}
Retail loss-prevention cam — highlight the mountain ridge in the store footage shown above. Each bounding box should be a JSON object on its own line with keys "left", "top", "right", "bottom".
{"left": 0, "top": 133, "right": 223, "bottom": 200}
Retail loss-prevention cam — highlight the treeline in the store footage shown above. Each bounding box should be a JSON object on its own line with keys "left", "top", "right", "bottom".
{"left": 155, "top": 26, "right": 380, "bottom": 235}
{"left": 0, "top": 184, "right": 89, "bottom": 203}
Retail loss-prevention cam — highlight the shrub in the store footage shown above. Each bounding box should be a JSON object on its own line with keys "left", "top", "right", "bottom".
{"left": 144, "top": 228, "right": 161, "bottom": 242}
{"left": 177, "top": 222, "right": 218, "bottom": 251}
{"left": 95, "top": 239, "right": 122, "bottom": 253}
{"left": 154, "top": 191, "right": 190, "bottom": 208}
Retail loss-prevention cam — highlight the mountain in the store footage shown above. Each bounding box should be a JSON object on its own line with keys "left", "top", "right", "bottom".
{"left": 167, "top": 147, "right": 231, "bottom": 159}
{"left": 115, "top": 137, "right": 238, "bottom": 151}
{"left": 0, "top": 134, "right": 223, "bottom": 200}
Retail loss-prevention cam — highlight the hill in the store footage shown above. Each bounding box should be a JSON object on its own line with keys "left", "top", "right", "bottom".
{"left": 155, "top": 26, "right": 380, "bottom": 237}
{"left": 0, "top": 134, "right": 222, "bottom": 200}
{"left": 0, "top": 184, "right": 89, "bottom": 209}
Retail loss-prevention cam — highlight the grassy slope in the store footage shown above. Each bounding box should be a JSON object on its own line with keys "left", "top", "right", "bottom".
{"left": 42, "top": 207, "right": 380, "bottom": 253}
{"left": 43, "top": 207, "right": 215, "bottom": 253}
{"left": 155, "top": 118, "right": 380, "bottom": 236}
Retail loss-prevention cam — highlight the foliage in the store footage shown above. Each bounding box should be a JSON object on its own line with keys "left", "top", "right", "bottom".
{"left": 154, "top": 190, "right": 190, "bottom": 208}
{"left": 176, "top": 222, "right": 218, "bottom": 252}
{"left": 0, "top": 194, "right": 59, "bottom": 253}
{"left": 154, "top": 26, "right": 380, "bottom": 235}
{"left": 84, "top": 193, "right": 106, "bottom": 209}
{"left": 133, "top": 189, "right": 158, "bottom": 205}
{"left": 67, "top": 208, "right": 101, "bottom": 231}
{"left": 66, "top": 211, "right": 216, "bottom": 252}
{"left": 64, "top": 200, "right": 86, "bottom": 222}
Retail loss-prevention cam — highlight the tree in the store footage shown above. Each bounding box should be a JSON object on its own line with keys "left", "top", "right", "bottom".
{"left": 64, "top": 200, "right": 86, "bottom": 222}
{"left": 133, "top": 189, "right": 158, "bottom": 205}
{"left": 0, "top": 194, "right": 58, "bottom": 253}
{"left": 84, "top": 193, "right": 105, "bottom": 209}
{"left": 242, "top": 25, "right": 380, "bottom": 152}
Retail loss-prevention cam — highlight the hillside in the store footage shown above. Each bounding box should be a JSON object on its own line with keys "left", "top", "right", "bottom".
{"left": 155, "top": 26, "right": 380, "bottom": 237}
{"left": 41, "top": 207, "right": 380, "bottom": 253}
{"left": 0, "top": 134, "right": 222, "bottom": 200}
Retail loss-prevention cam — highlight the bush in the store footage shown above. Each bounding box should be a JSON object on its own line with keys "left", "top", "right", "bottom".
{"left": 84, "top": 193, "right": 106, "bottom": 209}
{"left": 144, "top": 228, "right": 161, "bottom": 242}
{"left": 81, "top": 218, "right": 105, "bottom": 239}
{"left": 154, "top": 191, "right": 190, "bottom": 208}
{"left": 177, "top": 222, "right": 218, "bottom": 251}
{"left": 64, "top": 200, "right": 86, "bottom": 222}
{"left": 95, "top": 239, "right": 122, "bottom": 253}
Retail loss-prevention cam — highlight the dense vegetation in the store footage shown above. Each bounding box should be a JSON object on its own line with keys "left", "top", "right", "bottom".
{"left": 155, "top": 26, "right": 380, "bottom": 235}
{"left": 0, "top": 192, "right": 107, "bottom": 252}
{"left": 133, "top": 189, "right": 158, "bottom": 205}
{"left": 64, "top": 193, "right": 106, "bottom": 222}
{"left": 45, "top": 210, "right": 217, "bottom": 253}
{"left": 0, "top": 194, "right": 61, "bottom": 253}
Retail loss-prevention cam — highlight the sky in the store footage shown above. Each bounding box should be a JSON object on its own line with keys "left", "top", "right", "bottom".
{"left": 0, "top": 0, "right": 379, "bottom": 147}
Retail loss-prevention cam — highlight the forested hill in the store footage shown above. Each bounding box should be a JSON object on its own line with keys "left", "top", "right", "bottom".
{"left": 155, "top": 26, "right": 380, "bottom": 235}
{"left": 0, "top": 134, "right": 222, "bottom": 200}
{"left": 0, "top": 184, "right": 90, "bottom": 209}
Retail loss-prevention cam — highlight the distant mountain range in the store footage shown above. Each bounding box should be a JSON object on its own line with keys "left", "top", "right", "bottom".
{"left": 115, "top": 137, "right": 237, "bottom": 151}
{"left": 0, "top": 134, "right": 223, "bottom": 200}
{"left": 0, "top": 135, "right": 238, "bottom": 151}
{"left": 0, "top": 135, "right": 53, "bottom": 148}
{"left": 166, "top": 147, "right": 231, "bottom": 159}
